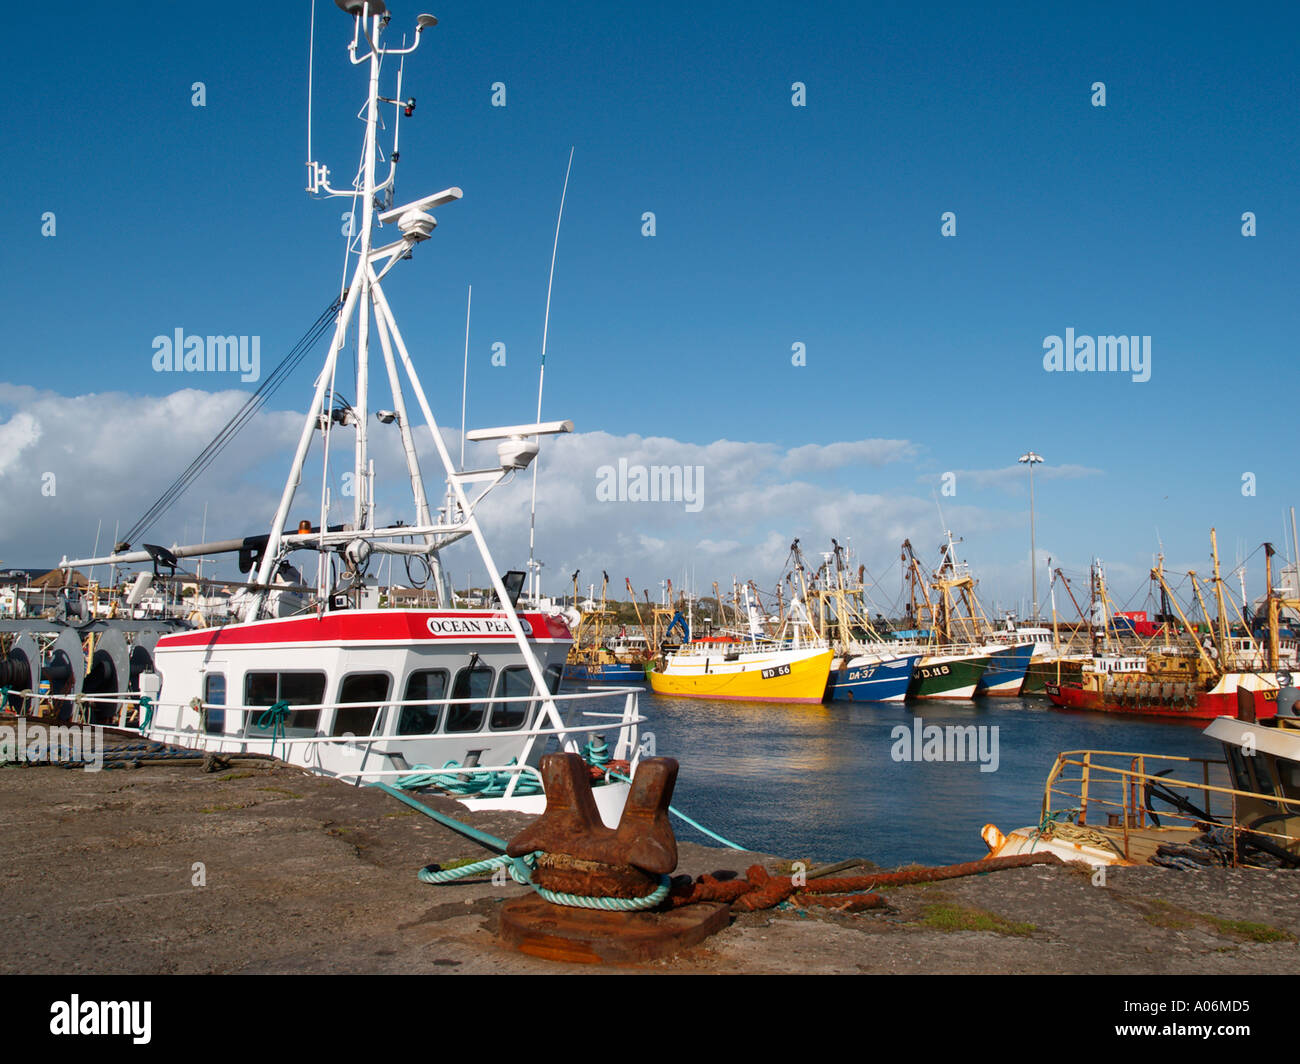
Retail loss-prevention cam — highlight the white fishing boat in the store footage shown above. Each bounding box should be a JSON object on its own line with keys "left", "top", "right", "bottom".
{"left": 57, "top": 1, "right": 647, "bottom": 826}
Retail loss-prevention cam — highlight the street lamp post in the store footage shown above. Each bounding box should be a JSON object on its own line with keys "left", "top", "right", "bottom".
{"left": 1018, "top": 451, "right": 1044, "bottom": 623}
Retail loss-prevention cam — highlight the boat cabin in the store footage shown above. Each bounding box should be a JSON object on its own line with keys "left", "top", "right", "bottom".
{"left": 146, "top": 608, "right": 577, "bottom": 784}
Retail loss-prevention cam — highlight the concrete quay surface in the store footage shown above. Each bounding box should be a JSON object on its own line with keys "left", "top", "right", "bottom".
{"left": 2, "top": 743, "right": 1298, "bottom": 975}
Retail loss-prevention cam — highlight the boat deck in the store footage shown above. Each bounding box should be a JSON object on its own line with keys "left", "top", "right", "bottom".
{"left": 1084, "top": 824, "right": 1201, "bottom": 864}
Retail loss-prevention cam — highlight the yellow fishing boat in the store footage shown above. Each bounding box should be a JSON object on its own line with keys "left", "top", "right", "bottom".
{"left": 648, "top": 640, "right": 833, "bottom": 703}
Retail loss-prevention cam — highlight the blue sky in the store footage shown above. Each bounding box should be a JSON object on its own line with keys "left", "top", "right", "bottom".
{"left": 2, "top": 1, "right": 1297, "bottom": 613}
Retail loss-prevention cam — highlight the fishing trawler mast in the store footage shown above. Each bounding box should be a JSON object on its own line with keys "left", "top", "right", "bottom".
{"left": 65, "top": 3, "right": 572, "bottom": 692}
{"left": 43, "top": 3, "right": 651, "bottom": 820}
{"left": 261, "top": 1, "right": 572, "bottom": 651}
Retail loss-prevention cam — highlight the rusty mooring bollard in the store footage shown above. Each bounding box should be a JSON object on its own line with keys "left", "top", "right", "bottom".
{"left": 498, "top": 752, "right": 730, "bottom": 964}
{"left": 507, "top": 752, "right": 678, "bottom": 898}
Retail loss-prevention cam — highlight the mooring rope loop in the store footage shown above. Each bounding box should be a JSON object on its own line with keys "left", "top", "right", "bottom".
{"left": 373, "top": 781, "right": 676, "bottom": 911}
{"left": 256, "top": 700, "right": 290, "bottom": 759}
{"left": 415, "top": 849, "right": 669, "bottom": 910}
{"left": 533, "top": 876, "right": 671, "bottom": 911}
{"left": 397, "top": 759, "right": 543, "bottom": 797}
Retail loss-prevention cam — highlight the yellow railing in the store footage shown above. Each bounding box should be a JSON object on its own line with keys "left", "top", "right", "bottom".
{"left": 1041, "top": 749, "right": 1300, "bottom": 865}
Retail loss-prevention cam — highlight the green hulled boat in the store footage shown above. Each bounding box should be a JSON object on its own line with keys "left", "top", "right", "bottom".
{"left": 907, "top": 651, "right": 991, "bottom": 699}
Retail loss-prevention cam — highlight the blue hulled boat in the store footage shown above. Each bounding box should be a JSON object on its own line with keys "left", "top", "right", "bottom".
{"left": 562, "top": 660, "right": 647, "bottom": 685}
{"left": 974, "top": 642, "right": 1034, "bottom": 697}
{"left": 825, "top": 650, "right": 919, "bottom": 702}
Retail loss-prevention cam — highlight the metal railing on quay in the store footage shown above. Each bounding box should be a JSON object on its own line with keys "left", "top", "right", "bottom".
{"left": 1039, "top": 748, "right": 1300, "bottom": 864}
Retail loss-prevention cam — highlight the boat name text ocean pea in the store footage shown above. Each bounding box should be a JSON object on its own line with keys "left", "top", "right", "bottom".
{"left": 426, "top": 617, "right": 533, "bottom": 637}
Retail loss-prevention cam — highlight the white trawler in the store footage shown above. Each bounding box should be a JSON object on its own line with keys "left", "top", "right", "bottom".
{"left": 58, "top": 1, "right": 646, "bottom": 825}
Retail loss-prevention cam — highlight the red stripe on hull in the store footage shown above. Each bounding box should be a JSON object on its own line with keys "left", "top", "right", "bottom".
{"left": 156, "top": 610, "right": 572, "bottom": 650}
{"left": 1046, "top": 683, "right": 1278, "bottom": 721}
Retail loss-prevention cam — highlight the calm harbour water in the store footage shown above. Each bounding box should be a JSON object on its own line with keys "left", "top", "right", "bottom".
{"left": 636, "top": 691, "right": 1217, "bottom": 867}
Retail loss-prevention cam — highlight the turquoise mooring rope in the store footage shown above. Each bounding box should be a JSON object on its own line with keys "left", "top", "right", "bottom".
{"left": 396, "top": 759, "right": 543, "bottom": 797}
{"left": 370, "top": 781, "right": 671, "bottom": 912}
{"left": 581, "top": 735, "right": 611, "bottom": 767}
{"left": 1038, "top": 807, "right": 1078, "bottom": 832}
{"left": 418, "top": 854, "right": 528, "bottom": 884}
{"left": 256, "top": 700, "right": 290, "bottom": 759}
{"left": 535, "top": 876, "right": 670, "bottom": 911}
{"left": 373, "top": 735, "right": 747, "bottom": 910}
{"left": 416, "top": 851, "right": 670, "bottom": 910}
{"left": 138, "top": 695, "right": 155, "bottom": 730}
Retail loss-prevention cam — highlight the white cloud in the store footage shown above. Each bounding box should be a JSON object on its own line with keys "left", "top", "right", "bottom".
{"left": 916, "top": 463, "right": 1103, "bottom": 494}
{"left": 780, "top": 439, "right": 919, "bottom": 475}
{"left": 463, "top": 430, "right": 970, "bottom": 603}
{"left": 0, "top": 409, "right": 41, "bottom": 477}
{"left": 0, "top": 383, "right": 1082, "bottom": 609}
{"left": 0, "top": 383, "right": 302, "bottom": 569}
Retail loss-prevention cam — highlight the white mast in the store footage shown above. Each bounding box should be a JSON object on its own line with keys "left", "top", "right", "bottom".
{"left": 460, "top": 285, "right": 471, "bottom": 470}
{"left": 240, "top": 3, "right": 575, "bottom": 755}
{"left": 252, "top": 2, "right": 439, "bottom": 617}
{"left": 59, "top": 3, "right": 576, "bottom": 754}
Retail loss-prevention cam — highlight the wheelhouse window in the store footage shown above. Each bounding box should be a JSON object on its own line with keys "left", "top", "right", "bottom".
{"left": 1226, "top": 744, "right": 1281, "bottom": 798}
{"left": 545, "top": 664, "right": 563, "bottom": 694}
{"left": 491, "top": 666, "right": 534, "bottom": 731}
{"left": 399, "top": 669, "right": 448, "bottom": 735}
{"left": 1278, "top": 758, "right": 1300, "bottom": 801}
{"left": 1226, "top": 746, "right": 1254, "bottom": 792}
{"left": 243, "top": 671, "right": 326, "bottom": 737}
{"left": 332, "top": 673, "right": 390, "bottom": 737}
{"left": 203, "top": 673, "right": 226, "bottom": 735}
{"left": 446, "top": 665, "right": 493, "bottom": 733}
{"left": 1250, "top": 755, "right": 1282, "bottom": 798}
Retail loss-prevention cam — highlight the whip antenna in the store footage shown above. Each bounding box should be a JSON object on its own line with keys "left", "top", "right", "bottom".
{"left": 460, "top": 285, "right": 471, "bottom": 469}
{"left": 306, "top": 0, "right": 317, "bottom": 190}
{"left": 526, "top": 146, "right": 575, "bottom": 602}
{"left": 539, "top": 146, "right": 575, "bottom": 402}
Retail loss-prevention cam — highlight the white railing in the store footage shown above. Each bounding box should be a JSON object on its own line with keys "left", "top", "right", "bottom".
{"left": 889, "top": 640, "right": 998, "bottom": 657}
{"left": 675, "top": 636, "right": 830, "bottom": 654}
{"left": 1, "top": 686, "right": 647, "bottom": 799}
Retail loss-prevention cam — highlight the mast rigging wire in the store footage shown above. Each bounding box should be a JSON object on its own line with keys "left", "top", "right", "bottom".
{"left": 122, "top": 297, "right": 345, "bottom": 547}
